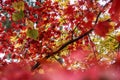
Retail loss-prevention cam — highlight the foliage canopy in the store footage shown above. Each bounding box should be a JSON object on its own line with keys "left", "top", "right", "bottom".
{"left": 0, "top": 0, "right": 120, "bottom": 80}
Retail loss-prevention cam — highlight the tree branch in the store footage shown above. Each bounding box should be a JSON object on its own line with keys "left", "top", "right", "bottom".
{"left": 45, "top": 28, "right": 94, "bottom": 58}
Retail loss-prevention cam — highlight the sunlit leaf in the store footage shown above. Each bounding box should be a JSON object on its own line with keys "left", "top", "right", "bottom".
{"left": 10, "top": 36, "right": 18, "bottom": 43}
{"left": 27, "top": 29, "right": 39, "bottom": 40}
{"left": 99, "top": 14, "right": 110, "bottom": 21}
{"left": 12, "top": 11, "right": 24, "bottom": 21}
{"left": 109, "top": 0, "right": 120, "bottom": 22}
{"left": 15, "top": 43, "right": 22, "bottom": 48}
{"left": 25, "top": 19, "right": 34, "bottom": 29}
{"left": 94, "top": 21, "right": 112, "bottom": 37}
{"left": 92, "top": 34, "right": 119, "bottom": 54}
{"left": 12, "top": 1, "right": 24, "bottom": 11}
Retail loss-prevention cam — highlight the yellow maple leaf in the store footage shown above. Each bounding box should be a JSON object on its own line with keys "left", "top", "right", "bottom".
{"left": 15, "top": 43, "right": 22, "bottom": 48}
{"left": 10, "top": 36, "right": 18, "bottom": 42}
{"left": 99, "top": 14, "right": 110, "bottom": 22}
{"left": 25, "top": 19, "right": 34, "bottom": 29}
{"left": 12, "top": 1, "right": 24, "bottom": 11}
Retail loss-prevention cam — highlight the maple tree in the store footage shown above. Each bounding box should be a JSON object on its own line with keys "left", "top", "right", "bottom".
{"left": 0, "top": 0, "right": 120, "bottom": 80}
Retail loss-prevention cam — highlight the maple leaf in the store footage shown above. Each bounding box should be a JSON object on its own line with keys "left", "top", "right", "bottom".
{"left": 27, "top": 28, "right": 39, "bottom": 40}
{"left": 25, "top": 19, "right": 34, "bottom": 29}
{"left": 12, "top": 11, "right": 24, "bottom": 21}
{"left": 64, "top": 5, "right": 74, "bottom": 16}
{"left": 116, "top": 34, "right": 120, "bottom": 43}
{"left": 12, "top": 1, "right": 24, "bottom": 11}
{"left": 10, "top": 36, "right": 17, "bottom": 42}
{"left": 94, "top": 21, "right": 112, "bottom": 37}
{"left": 0, "top": 22, "right": 3, "bottom": 32}
{"left": 0, "top": 45, "right": 3, "bottom": 52}
{"left": 109, "top": 0, "right": 120, "bottom": 22}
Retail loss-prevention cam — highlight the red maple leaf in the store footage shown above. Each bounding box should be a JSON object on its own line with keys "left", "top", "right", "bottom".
{"left": 94, "top": 21, "right": 112, "bottom": 37}
{"left": 64, "top": 5, "right": 74, "bottom": 16}
{"left": 109, "top": 0, "right": 120, "bottom": 22}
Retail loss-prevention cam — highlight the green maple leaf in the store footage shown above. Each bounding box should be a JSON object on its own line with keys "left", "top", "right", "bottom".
{"left": 12, "top": 11, "right": 24, "bottom": 21}
{"left": 27, "top": 29, "right": 39, "bottom": 40}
